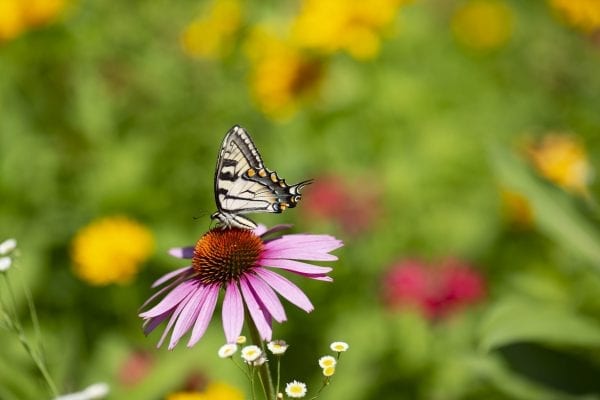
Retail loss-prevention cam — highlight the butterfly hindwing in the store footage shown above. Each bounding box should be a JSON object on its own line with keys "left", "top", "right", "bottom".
{"left": 212, "top": 125, "right": 311, "bottom": 229}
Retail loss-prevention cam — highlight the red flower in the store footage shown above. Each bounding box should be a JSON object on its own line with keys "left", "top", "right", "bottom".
{"left": 383, "top": 258, "right": 486, "bottom": 319}
{"left": 302, "top": 175, "right": 380, "bottom": 235}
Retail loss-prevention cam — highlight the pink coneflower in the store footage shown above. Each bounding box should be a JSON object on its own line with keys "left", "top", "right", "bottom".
{"left": 383, "top": 258, "right": 486, "bottom": 320}
{"left": 140, "top": 225, "right": 342, "bottom": 349}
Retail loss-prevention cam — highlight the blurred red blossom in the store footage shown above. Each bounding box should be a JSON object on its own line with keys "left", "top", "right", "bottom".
{"left": 118, "top": 351, "right": 155, "bottom": 387}
{"left": 382, "top": 258, "right": 486, "bottom": 319}
{"left": 302, "top": 175, "right": 380, "bottom": 236}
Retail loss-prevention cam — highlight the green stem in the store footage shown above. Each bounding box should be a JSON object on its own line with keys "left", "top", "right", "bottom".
{"left": 2, "top": 274, "right": 59, "bottom": 397}
{"left": 247, "top": 319, "right": 274, "bottom": 400}
{"left": 276, "top": 356, "right": 281, "bottom": 397}
{"left": 308, "top": 377, "right": 330, "bottom": 400}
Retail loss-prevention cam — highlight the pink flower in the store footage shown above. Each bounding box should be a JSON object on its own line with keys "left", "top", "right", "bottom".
{"left": 302, "top": 175, "right": 380, "bottom": 235}
{"left": 118, "top": 351, "right": 154, "bottom": 387}
{"left": 383, "top": 258, "right": 486, "bottom": 319}
{"left": 140, "top": 225, "right": 342, "bottom": 349}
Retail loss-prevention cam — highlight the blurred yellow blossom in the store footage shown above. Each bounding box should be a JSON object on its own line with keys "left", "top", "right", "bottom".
{"left": 166, "top": 382, "right": 244, "bottom": 400}
{"left": 180, "top": 0, "right": 243, "bottom": 59}
{"left": 550, "top": 0, "right": 600, "bottom": 33}
{"left": 71, "top": 216, "right": 154, "bottom": 286}
{"left": 500, "top": 189, "right": 534, "bottom": 228}
{"left": 0, "top": 0, "right": 67, "bottom": 42}
{"left": 527, "top": 133, "right": 593, "bottom": 196}
{"left": 292, "top": 0, "right": 408, "bottom": 59}
{"left": 452, "top": 0, "right": 514, "bottom": 51}
{"left": 245, "top": 27, "right": 324, "bottom": 119}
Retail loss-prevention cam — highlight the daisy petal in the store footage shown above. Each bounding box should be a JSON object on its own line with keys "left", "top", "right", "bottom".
{"left": 254, "top": 268, "right": 314, "bottom": 313}
{"left": 152, "top": 266, "right": 193, "bottom": 288}
{"left": 246, "top": 274, "right": 286, "bottom": 323}
{"left": 140, "top": 280, "right": 197, "bottom": 318}
{"left": 222, "top": 282, "right": 244, "bottom": 344}
{"left": 168, "top": 246, "right": 195, "bottom": 259}
{"left": 240, "top": 276, "right": 272, "bottom": 341}
{"left": 258, "top": 258, "right": 332, "bottom": 275}
{"left": 187, "top": 285, "right": 219, "bottom": 347}
{"left": 169, "top": 285, "right": 207, "bottom": 349}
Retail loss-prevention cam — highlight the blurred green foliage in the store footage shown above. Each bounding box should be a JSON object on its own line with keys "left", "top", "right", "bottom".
{"left": 1, "top": 0, "right": 600, "bottom": 399}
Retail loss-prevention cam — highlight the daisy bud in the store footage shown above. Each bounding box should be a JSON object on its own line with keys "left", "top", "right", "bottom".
{"left": 236, "top": 335, "right": 247, "bottom": 344}
{"left": 323, "top": 366, "right": 335, "bottom": 377}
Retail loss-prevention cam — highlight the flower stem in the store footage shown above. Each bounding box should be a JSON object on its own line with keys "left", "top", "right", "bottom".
{"left": 1, "top": 274, "right": 59, "bottom": 397}
{"left": 247, "top": 319, "right": 274, "bottom": 400}
{"left": 276, "top": 356, "right": 281, "bottom": 397}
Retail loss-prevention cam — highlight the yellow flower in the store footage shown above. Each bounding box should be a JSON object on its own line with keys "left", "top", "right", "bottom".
{"left": 451, "top": 0, "right": 514, "bottom": 51}
{"left": 550, "top": 0, "right": 600, "bottom": 33}
{"left": 0, "top": 0, "right": 67, "bottom": 42}
{"left": 166, "top": 382, "right": 244, "bottom": 400}
{"left": 71, "top": 216, "right": 154, "bottom": 285}
{"left": 292, "top": 0, "right": 408, "bottom": 59}
{"left": 181, "top": 0, "right": 243, "bottom": 59}
{"left": 500, "top": 189, "right": 534, "bottom": 228}
{"left": 526, "top": 133, "right": 593, "bottom": 196}
{"left": 23, "top": 0, "right": 67, "bottom": 27}
{"left": 245, "top": 26, "right": 323, "bottom": 119}
{"left": 0, "top": 0, "right": 27, "bottom": 41}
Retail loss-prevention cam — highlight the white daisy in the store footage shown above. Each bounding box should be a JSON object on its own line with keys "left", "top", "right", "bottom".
{"left": 267, "top": 340, "right": 289, "bottom": 355}
{"left": 217, "top": 343, "right": 238, "bottom": 358}
{"left": 329, "top": 341, "right": 349, "bottom": 352}
{"left": 285, "top": 380, "right": 307, "bottom": 398}
{"left": 318, "top": 355, "right": 336, "bottom": 368}
{"left": 241, "top": 345, "right": 262, "bottom": 362}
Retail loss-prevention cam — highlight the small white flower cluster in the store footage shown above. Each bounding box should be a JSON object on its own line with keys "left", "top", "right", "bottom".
{"left": 216, "top": 338, "right": 348, "bottom": 399}
{"left": 0, "top": 238, "right": 17, "bottom": 272}
{"left": 316, "top": 341, "right": 349, "bottom": 378}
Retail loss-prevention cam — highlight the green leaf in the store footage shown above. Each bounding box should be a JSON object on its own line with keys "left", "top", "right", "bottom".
{"left": 479, "top": 298, "right": 600, "bottom": 352}
{"left": 489, "top": 145, "right": 600, "bottom": 267}
{"left": 466, "top": 354, "right": 598, "bottom": 400}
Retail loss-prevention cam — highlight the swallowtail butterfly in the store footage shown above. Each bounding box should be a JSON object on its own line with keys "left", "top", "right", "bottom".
{"left": 211, "top": 125, "right": 312, "bottom": 229}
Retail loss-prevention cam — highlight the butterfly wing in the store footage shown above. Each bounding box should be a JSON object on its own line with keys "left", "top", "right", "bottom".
{"left": 213, "top": 125, "right": 312, "bottom": 228}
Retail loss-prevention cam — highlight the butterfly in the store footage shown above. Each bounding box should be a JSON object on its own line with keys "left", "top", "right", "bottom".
{"left": 210, "top": 125, "right": 313, "bottom": 230}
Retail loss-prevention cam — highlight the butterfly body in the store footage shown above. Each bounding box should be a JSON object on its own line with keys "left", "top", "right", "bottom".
{"left": 211, "top": 125, "right": 312, "bottom": 230}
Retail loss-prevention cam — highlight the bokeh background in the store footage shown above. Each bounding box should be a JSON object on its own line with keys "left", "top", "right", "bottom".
{"left": 2, "top": 0, "right": 600, "bottom": 399}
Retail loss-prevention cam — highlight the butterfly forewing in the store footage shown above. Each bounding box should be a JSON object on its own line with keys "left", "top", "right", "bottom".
{"left": 212, "top": 125, "right": 311, "bottom": 229}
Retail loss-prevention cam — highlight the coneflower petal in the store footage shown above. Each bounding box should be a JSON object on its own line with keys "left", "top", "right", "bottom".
{"left": 254, "top": 268, "right": 314, "bottom": 312}
{"left": 258, "top": 258, "right": 332, "bottom": 275}
{"left": 246, "top": 274, "right": 286, "bottom": 323}
{"left": 158, "top": 291, "right": 194, "bottom": 348}
{"left": 222, "top": 282, "right": 244, "bottom": 344}
{"left": 152, "top": 266, "right": 193, "bottom": 288}
{"left": 188, "top": 285, "right": 219, "bottom": 347}
{"left": 169, "top": 285, "right": 207, "bottom": 349}
{"left": 168, "top": 247, "right": 194, "bottom": 259}
{"left": 240, "top": 276, "right": 272, "bottom": 341}
{"left": 140, "top": 280, "right": 197, "bottom": 318}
